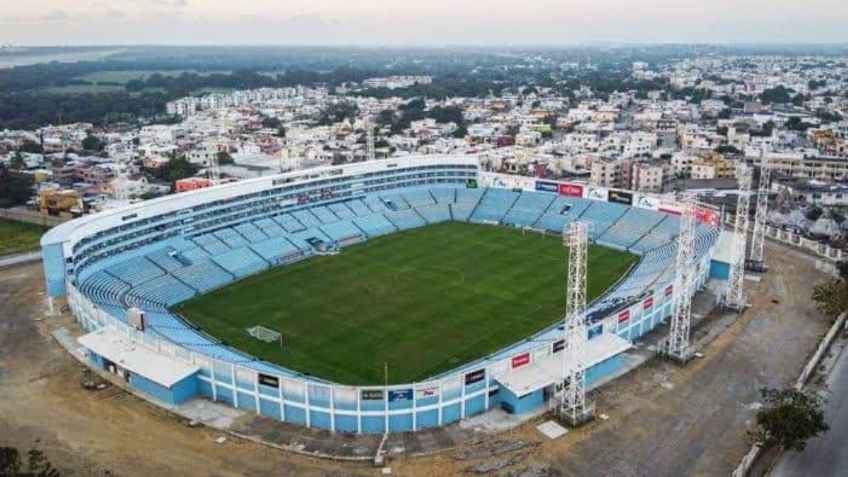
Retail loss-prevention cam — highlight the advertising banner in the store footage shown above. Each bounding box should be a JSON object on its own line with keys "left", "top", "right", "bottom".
{"left": 587, "top": 186, "right": 609, "bottom": 201}
{"left": 388, "top": 389, "right": 413, "bottom": 402}
{"left": 361, "top": 389, "right": 384, "bottom": 401}
{"left": 257, "top": 373, "right": 280, "bottom": 389}
{"left": 659, "top": 202, "right": 682, "bottom": 215}
{"left": 665, "top": 284, "right": 674, "bottom": 296}
{"left": 415, "top": 385, "right": 439, "bottom": 400}
{"left": 535, "top": 180, "right": 559, "bottom": 193}
{"left": 553, "top": 339, "right": 566, "bottom": 353}
{"left": 608, "top": 190, "right": 633, "bottom": 205}
{"left": 511, "top": 352, "right": 531, "bottom": 369}
{"left": 618, "top": 309, "right": 630, "bottom": 323}
{"left": 634, "top": 194, "right": 660, "bottom": 210}
{"left": 643, "top": 296, "right": 654, "bottom": 309}
{"left": 695, "top": 206, "right": 721, "bottom": 227}
{"left": 465, "top": 369, "right": 486, "bottom": 385}
{"left": 559, "top": 182, "right": 585, "bottom": 197}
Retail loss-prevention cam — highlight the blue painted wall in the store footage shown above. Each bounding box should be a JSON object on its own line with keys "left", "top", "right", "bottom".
{"left": 710, "top": 259, "right": 730, "bottom": 280}
{"left": 498, "top": 386, "right": 544, "bottom": 415}
{"left": 129, "top": 372, "right": 199, "bottom": 405}
{"left": 42, "top": 243, "right": 67, "bottom": 297}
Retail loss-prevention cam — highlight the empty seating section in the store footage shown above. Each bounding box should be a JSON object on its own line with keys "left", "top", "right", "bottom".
{"left": 253, "top": 218, "right": 285, "bottom": 237}
{"left": 106, "top": 256, "right": 164, "bottom": 286}
{"left": 172, "top": 260, "right": 233, "bottom": 293}
{"left": 416, "top": 203, "right": 452, "bottom": 223}
{"left": 345, "top": 199, "right": 373, "bottom": 216}
{"left": 234, "top": 223, "right": 268, "bottom": 243}
{"left": 353, "top": 214, "right": 396, "bottom": 237}
{"left": 193, "top": 233, "right": 230, "bottom": 255}
{"left": 126, "top": 274, "right": 196, "bottom": 311}
{"left": 630, "top": 216, "right": 680, "bottom": 254}
{"left": 81, "top": 270, "right": 129, "bottom": 307}
{"left": 179, "top": 246, "right": 209, "bottom": 264}
{"left": 321, "top": 220, "right": 363, "bottom": 242}
{"left": 401, "top": 189, "right": 436, "bottom": 208}
{"left": 250, "top": 236, "right": 302, "bottom": 263}
{"left": 451, "top": 188, "right": 484, "bottom": 221}
{"left": 502, "top": 190, "right": 555, "bottom": 227}
{"left": 274, "top": 213, "right": 306, "bottom": 233}
{"left": 470, "top": 188, "right": 519, "bottom": 222}
{"left": 379, "top": 193, "right": 411, "bottom": 211}
{"left": 212, "top": 247, "right": 268, "bottom": 278}
{"left": 292, "top": 209, "right": 323, "bottom": 228}
{"left": 597, "top": 208, "right": 664, "bottom": 251}
{"left": 146, "top": 248, "right": 185, "bottom": 271}
{"left": 214, "top": 228, "right": 249, "bottom": 249}
{"left": 328, "top": 202, "right": 356, "bottom": 219}
{"left": 533, "top": 197, "right": 590, "bottom": 233}
{"left": 384, "top": 208, "right": 427, "bottom": 230}
{"left": 310, "top": 206, "right": 339, "bottom": 224}
{"left": 430, "top": 188, "right": 456, "bottom": 204}
{"left": 76, "top": 181, "right": 720, "bottom": 372}
{"left": 579, "top": 202, "right": 628, "bottom": 239}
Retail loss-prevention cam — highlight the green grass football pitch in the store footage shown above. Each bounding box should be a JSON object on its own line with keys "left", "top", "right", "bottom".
{"left": 174, "top": 222, "right": 637, "bottom": 385}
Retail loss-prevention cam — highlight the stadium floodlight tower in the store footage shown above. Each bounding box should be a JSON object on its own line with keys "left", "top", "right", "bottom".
{"left": 748, "top": 154, "right": 772, "bottom": 267}
{"left": 724, "top": 163, "right": 753, "bottom": 312}
{"left": 663, "top": 191, "right": 698, "bottom": 363}
{"left": 559, "top": 221, "right": 594, "bottom": 427}
{"left": 365, "top": 116, "right": 376, "bottom": 161}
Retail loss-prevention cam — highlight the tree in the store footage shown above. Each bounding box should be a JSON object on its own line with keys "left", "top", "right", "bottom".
{"left": 81, "top": 134, "right": 104, "bottom": 152}
{"left": 760, "top": 86, "right": 794, "bottom": 104}
{"left": 750, "top": 387, "right": 829, "bottom": 452}
{"left": 215, "top": 151, "right": 234, "bottom": 166}
{"left": 9, "top": 152, "right": 25, "bottom": 170}
{"left": 316, "top": 101, "right": 359, "bottom": 126}
{"left": 0, "top": 165, "right": 33, "bottom": 207}
{"left": 18, "top": 140, "right": 42, "bottom": 154}
{"left": 811, "top": 279, "right": 848, "bottom": 317}
{"left": 144, "top": 155, "right": 198, "bottom": 186}
{"left": 805, "top": 205, "right": 823, "bottom": 221}
{"left": 452, "top": 124, "right": 468, "bottom": 139}
{"left": 0, "top": 446, "right": 60, "bottom": 477}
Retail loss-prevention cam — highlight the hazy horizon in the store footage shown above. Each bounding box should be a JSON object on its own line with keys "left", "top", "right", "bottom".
{"left": 1, "top": 0, "right": 846, "bottom": 47}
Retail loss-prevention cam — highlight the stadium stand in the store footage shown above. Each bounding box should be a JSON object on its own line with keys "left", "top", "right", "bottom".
{"left": 596, "top": 208, "right": 665, "bottom": 251}
{"left": 211, "top": 247, "right": 269, "bottom": 278}
{"left": 353, "top": 213, "right": 396, "bottom": 237}
{"left": 578, "top": 201, "right": 629, "bottom": 240}
{"left": 274, "top": 213, "right": 307, "bottom": 233}
{"left": 502, "top": 190, "right": 556, "bottom": 227}
{"left": 171, "top": 260, "right": 233, "bottom": 293}
{"left": 470, "top": 188, "right": 521, "bottom": 223}
{"left": 106, "top": 256, "right": 164, "bottom": 286}
{"left": 234, "top": 223, "right": 269, "bottom": 243}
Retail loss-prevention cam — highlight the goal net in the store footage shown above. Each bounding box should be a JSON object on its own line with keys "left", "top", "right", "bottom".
{"left": 247, "top": 325, "right": 283, "bottom": 347}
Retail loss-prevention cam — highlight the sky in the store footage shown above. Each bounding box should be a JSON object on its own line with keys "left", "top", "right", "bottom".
{"left": 0, "top": 0, "right": 846, "bottom": 46}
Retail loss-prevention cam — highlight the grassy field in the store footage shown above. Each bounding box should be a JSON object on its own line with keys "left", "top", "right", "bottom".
{"left": 175, "top": 222, "right": 637, "bottom": 384}
{"left": 0, "top": 219, "right": 47, "bottom": 256}
{"left": 75, "top": 69, "right": 233, "bottom": 84}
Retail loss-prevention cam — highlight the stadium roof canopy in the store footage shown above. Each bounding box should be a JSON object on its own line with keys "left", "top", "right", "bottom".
{"left": 492, "top": 333, "right": 631, "bottom": 397}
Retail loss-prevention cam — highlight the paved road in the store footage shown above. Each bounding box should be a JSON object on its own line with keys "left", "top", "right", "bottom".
{"left": 0, "top": 251, "right": 41, "bottom": 268}
{"left": 771, "top": 336, "right": 848, "bottom": 477}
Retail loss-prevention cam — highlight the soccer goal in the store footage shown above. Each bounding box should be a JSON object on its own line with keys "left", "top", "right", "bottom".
{"left": 247, "top": 325, "right": 284, "bottom": 348}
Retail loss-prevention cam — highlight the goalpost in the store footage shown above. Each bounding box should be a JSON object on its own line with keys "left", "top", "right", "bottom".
{"left": 247, "top": 325, "right": 284, "bottom": 348}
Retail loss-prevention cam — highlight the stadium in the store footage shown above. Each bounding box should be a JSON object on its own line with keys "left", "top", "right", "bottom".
{"left": 41, "top": 155, "right": 722, "bottom": 434}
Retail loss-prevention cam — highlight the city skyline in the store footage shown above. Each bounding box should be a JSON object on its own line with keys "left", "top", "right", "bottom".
{"left": 1, "top": 0, "right": 847, "bottom": 46}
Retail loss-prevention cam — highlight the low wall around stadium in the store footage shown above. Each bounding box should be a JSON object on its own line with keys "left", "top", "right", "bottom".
{"left": 65, "top": 243, "right": 715, "bottom": 434}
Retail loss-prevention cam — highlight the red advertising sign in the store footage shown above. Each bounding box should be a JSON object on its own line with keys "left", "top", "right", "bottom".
{"left": 695, "top": 206, "right": 720, "bottom": 227}
{"left": 511, "top": 352, "right": 531, "bottom": 369}
{"left": 643, "top": 297, "right": 654, "bottom": 309}
{"left": 559, "top": 183, "right": 584, "bottom": 197}
{"left": 618, "top": 309, "right": 630, "bottom": 323}
{"left": 665, "top": 284, "right": 674, "bottom": 296}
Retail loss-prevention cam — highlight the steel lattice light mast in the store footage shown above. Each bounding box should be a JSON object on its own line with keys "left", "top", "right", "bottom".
{"left": 559, "top": 221, "right": 594, "bottom": 426}
{"left": 725, "top": 163, "right": 752, "bottom": 311}
{"left": 749, "top": 155, "right": 771, "bottom": 266}
{"left": 365, "top": 116, "right": 375, "bottom": 161}
{"left": 665, "top": 191, "right": 698, "bottom": 362}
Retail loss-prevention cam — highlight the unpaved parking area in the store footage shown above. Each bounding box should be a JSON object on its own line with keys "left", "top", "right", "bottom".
{"left": 0, "top": 240, "right": 831, "bottom": 476}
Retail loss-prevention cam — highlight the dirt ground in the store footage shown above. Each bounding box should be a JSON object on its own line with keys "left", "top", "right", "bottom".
{"left": 0, "top": 240, "right": 832, "bottom": 477}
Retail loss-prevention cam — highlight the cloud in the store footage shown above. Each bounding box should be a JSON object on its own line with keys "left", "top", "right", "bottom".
{"left": 39, "top": 11, "right": 69, "bottom": 21}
